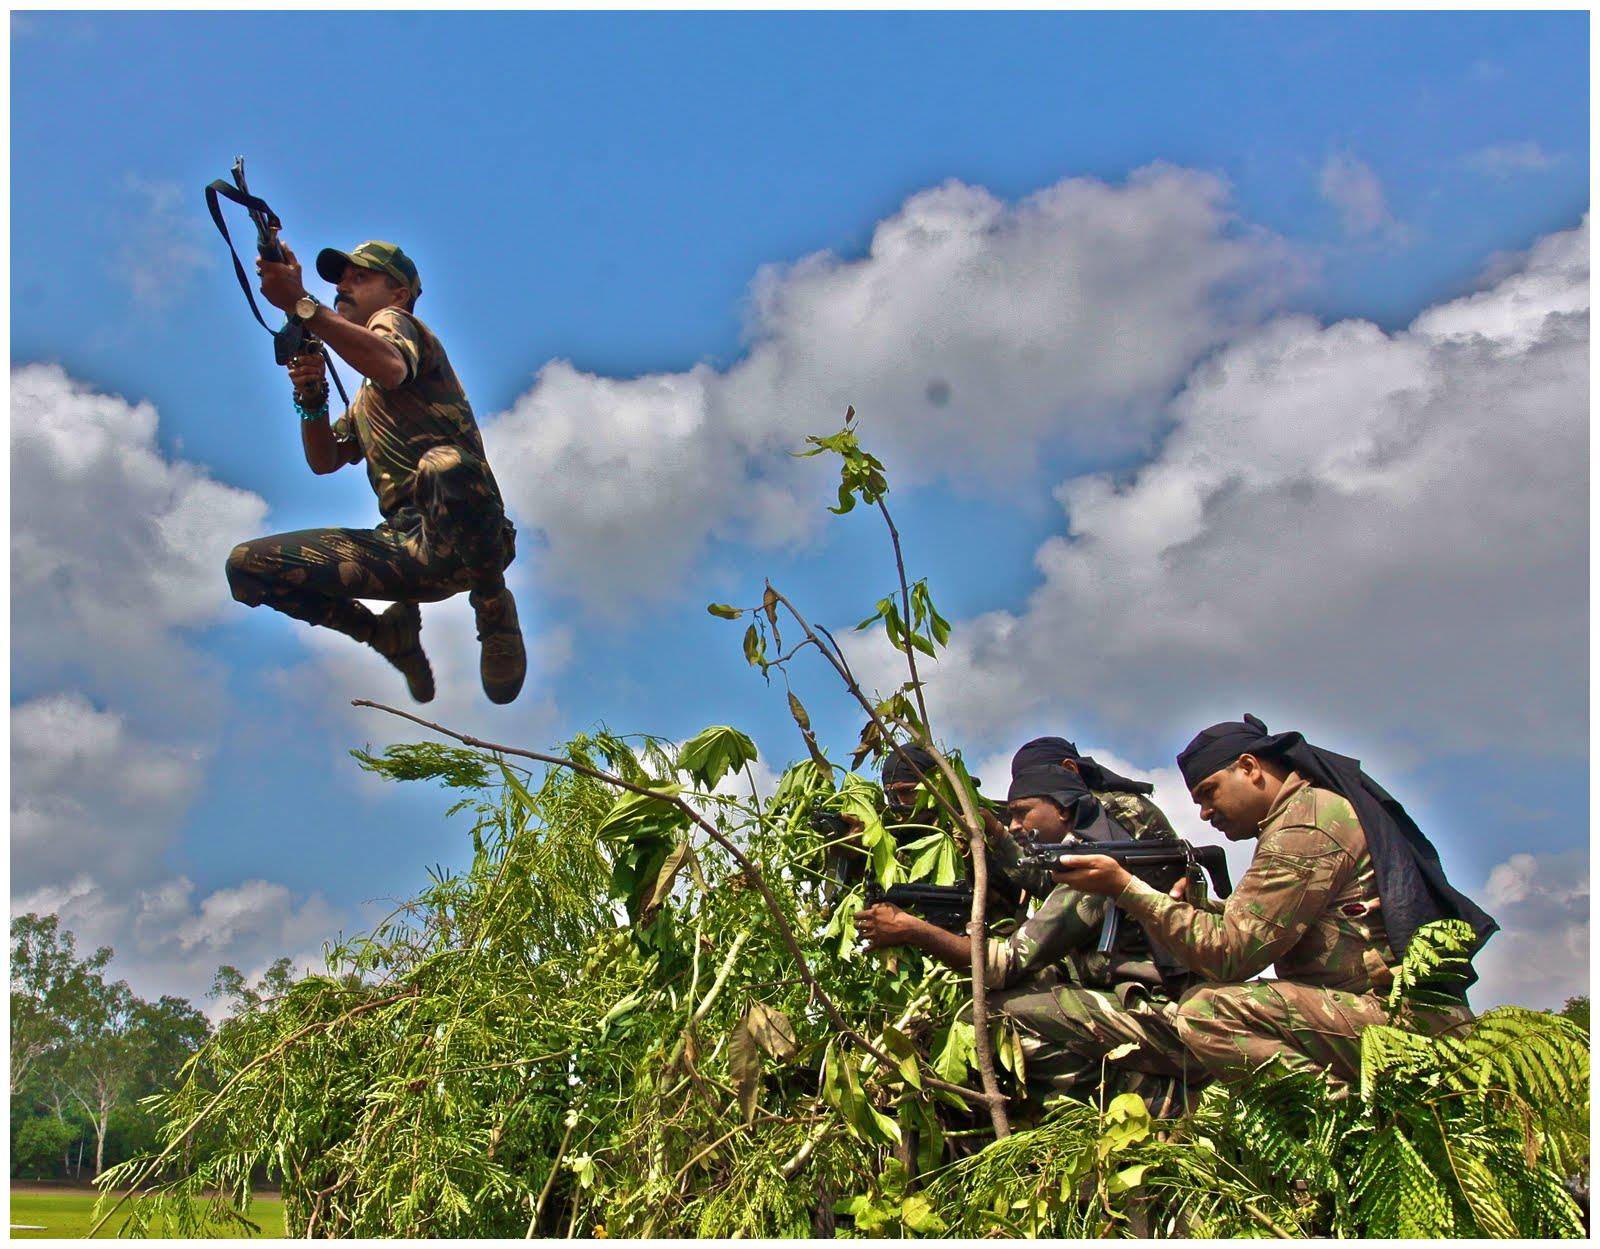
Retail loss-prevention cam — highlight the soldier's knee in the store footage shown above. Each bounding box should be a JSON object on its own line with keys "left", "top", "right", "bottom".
{"left": 1177, "top": 984, "right": 1231, "bottom": 1043}
{"left": 1176, "top": 984, "right": 1264, "bottom": 1079}
{"left": 416, "top": 445, "right": 465, "bottom": 481}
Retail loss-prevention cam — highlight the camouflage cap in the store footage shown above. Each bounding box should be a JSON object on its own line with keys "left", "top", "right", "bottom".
{"left": 316, "top": 241, "right": 422, "bottom": 297}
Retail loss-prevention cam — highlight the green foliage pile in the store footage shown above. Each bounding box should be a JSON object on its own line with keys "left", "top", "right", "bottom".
{"left": 97, "top": 731, "right": 981, "bottom": 1236}
{"left": 97, "top": 740, "right": 1588, "bottom": 1238}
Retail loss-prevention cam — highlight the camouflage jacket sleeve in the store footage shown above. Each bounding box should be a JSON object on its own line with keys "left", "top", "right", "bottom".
{"left": 1113, "top": 821, "right": 1355, "bottom": 982}
{"left": 366, "top": 308, "right": 423, "bottom": 387}
{"left": 982, "top": 883, "right": 1104, "bottom": 991}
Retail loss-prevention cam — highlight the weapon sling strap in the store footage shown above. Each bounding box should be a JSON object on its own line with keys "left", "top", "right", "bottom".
{"left": 204, "top": 179, "right": 351, "bottom": 407}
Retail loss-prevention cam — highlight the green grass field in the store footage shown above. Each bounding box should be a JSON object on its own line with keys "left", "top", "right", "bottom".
{"left": 9, "top": 1188, "right": 287, "bottom": 1238}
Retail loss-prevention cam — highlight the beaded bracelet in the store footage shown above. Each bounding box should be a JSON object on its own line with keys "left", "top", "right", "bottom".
{"left": 294, "top": 392, "right": 331, "bottom": 423}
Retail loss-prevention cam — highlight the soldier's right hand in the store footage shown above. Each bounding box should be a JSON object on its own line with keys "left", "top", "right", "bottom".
{"left": 288, "top": 351, "right": 327, "bottom": 399}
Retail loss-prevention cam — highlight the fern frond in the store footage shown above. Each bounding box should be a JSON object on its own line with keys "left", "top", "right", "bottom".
{"left": 1453, "top": 1006, "right": 1590, "bottom": 1106}
{"left": 1350, "top": 1124, "right": 1456, "bottom": 1236}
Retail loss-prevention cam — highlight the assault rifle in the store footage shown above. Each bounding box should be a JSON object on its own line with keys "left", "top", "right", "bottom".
{"left": 203, "top": 157, "right": 350, "bottom": 404}
{"left": 863, "top": 881, "right": 974, "bottom": 934}
{"left": 812, "top": 804, "right": 1025, "bottom": 925}
{"left": 1018, "top": 837, "right": 1234, "bottom": 956}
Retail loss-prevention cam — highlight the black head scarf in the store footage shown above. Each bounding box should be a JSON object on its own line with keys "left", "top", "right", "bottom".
{"left": 881, "top": 745, "right": 939, "bottom": 791}
{"left": 1177, "top": 714, "right": 1497, "bottom": 977}
{"left": 1008, "top": 740, "right": 1099, "bottom": 830}
{"left": 1012, "top": 736, "right": 1154, "bottom": 796}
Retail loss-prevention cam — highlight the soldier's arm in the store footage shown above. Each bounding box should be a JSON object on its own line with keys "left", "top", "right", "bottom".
{"left": 854, "top": 905, "right": 971, "bottom": 971}
{"left": 286, "top": 351, "right": 359, "bottom": 475}
{"left": 301, "top": 410, "right": 359, "bottom": 474}
{"left": 258, "top": 246, "right": 411, "bottom": 388}
{"left": 854, "top": 892, "right": 1099, "bottom": 989}
{"left": 302, "top": 304, "right": 414, "bottom": 389}
{"left": 1114, "top": 824, "right": 1352, "bottom": 982}
{"left": 974, "top": 884, "right": 1105, "bottom": 990}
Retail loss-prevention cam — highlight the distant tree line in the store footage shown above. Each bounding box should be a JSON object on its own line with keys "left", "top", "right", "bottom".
{"left": 8, "top": 912, "right": 292, "bottom": 1182}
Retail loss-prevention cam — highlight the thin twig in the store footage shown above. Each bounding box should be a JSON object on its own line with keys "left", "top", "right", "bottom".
{"left": 528, "top": 1114, "right": 577, "bottom": 1237}
{"left": 921, "top": 739, "right": 1010, "bottom": 1137}
{"left": 875, "top": 497, "right": 931, "bottom": 730}
{"left": 671, "top": 1122, "right": 750, "bottom": 1186}
{"left": 762, "top": 592, "right": 1012, "bottom": 1136}
{"left": 1241, "top": 1199, "right": 1296, "bottom": 1239}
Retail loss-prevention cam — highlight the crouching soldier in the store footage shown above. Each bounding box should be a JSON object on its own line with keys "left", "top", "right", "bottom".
{"left": 1051, "top": 714, "right": 1497, "bottom": 1090}
{"left": 857, "top": 737, "right": 1202, "bottom": 1118}
{"left": 824, "top": 744, "right": 1029, "bottom": 926}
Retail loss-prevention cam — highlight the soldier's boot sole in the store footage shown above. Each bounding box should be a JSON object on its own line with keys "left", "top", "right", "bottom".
{"left": 471, "top": 586, "right": 526, "bottom": 705}
{"left": 370, "top": 601, "right": 436, "bottom": 704}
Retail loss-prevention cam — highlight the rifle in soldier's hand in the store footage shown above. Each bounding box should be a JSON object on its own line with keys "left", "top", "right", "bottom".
{"left": 862, "top": 881, "right": 975, "bottom": 934}
{"left": 204, "top": 157, "right": 349, "bottom": 405}
{"left": 1019, "top": 836, "right": 1234, "bottom": 955}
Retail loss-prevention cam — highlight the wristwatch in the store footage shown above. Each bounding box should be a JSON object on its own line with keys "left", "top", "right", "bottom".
{"left": 294, "top": 293, "right": 322, "bottom": 322}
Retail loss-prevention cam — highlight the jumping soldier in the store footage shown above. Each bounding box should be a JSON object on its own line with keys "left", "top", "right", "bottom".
{"left": 1049, "top": 714, "right": 1497, "bottom": 1090}
{"left": 226, "top": 240, "right": 526, "bottom": 704}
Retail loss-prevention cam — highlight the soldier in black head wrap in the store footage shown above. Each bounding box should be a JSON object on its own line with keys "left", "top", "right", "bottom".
{"left": 1027, "top": 736, "right": 1155, "bottom": 796}
{"left": 1048, "top": 712, "right": 1485, "bottom": 1089}
{"left": 1174, "top": 714, "right": 1496, "bottom": 968}
{"left": 880, "top": 744, "right": 940, "bottom": 816}
{"left": 858, "top": 735, "right": 1205, "bottom": 1118}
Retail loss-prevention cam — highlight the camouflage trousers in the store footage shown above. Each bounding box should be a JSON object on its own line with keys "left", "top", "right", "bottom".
{"left": 226, "top": 445, "right": 515, "bottom": 643}
{"left": 993, "top": 977, "right": 1206, "bottom": 1120}
{"left": 995, "top": 976, "right": 1471, "bottom": 1117}
{"left": 1174, "top": 980, "right": 1471, "bottom": 1087}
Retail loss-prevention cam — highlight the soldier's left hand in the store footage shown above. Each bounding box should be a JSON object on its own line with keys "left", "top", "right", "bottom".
{"left": 257, "top": 242, "right": 307, "bottom": 313}
{"left": 853, "top": 902, "right": 915, "bottom": 950}
{"left": 1048, "top": 853, "right": 1133, "bottom": 897}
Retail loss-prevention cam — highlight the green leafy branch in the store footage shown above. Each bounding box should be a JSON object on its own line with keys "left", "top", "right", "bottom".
{"left": 708, "top": 410, "right": 1011, "bottom": 1138}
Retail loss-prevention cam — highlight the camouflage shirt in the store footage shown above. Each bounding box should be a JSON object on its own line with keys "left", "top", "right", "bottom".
{"left": 331, "top": 308, "right": 504, "bottom": 524}
{"left": 1117, "top": 772, "right": 1396, "bottom": 993}
{"left": 982, "top": 791, "right": 1181, "bottom": 994}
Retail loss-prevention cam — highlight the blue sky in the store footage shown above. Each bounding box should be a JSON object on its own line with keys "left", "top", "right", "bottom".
{"left": 11, "top": 10, "right": 1589, "bottom": 1010}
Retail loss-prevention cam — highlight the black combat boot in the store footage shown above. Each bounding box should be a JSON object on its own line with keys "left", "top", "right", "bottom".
{"left": 369, "top": 601, "right": 436, "bottom": 704}
{"left": 470, "top": 585, "right": 526, "bottom": 704}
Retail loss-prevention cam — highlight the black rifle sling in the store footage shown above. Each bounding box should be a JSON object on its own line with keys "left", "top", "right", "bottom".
{"left": 203, "top": 180, "right": 351, "bottom": 407}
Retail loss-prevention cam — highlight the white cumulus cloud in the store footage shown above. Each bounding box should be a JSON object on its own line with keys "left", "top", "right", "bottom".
{"left": 1472, "top": 849, "right": 1588, "bottom": 1010}
{"left": 11, "top": 364, "right": 268, "bottom": 711}
{"left": 909, "top": 217, "right": 1588, "bottom": 764}
{"left": 485, "top": 165, "right": 1301, "bottom": 608}
{"left": 10, "top": 367, "right": 344, "bottom": 1007}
